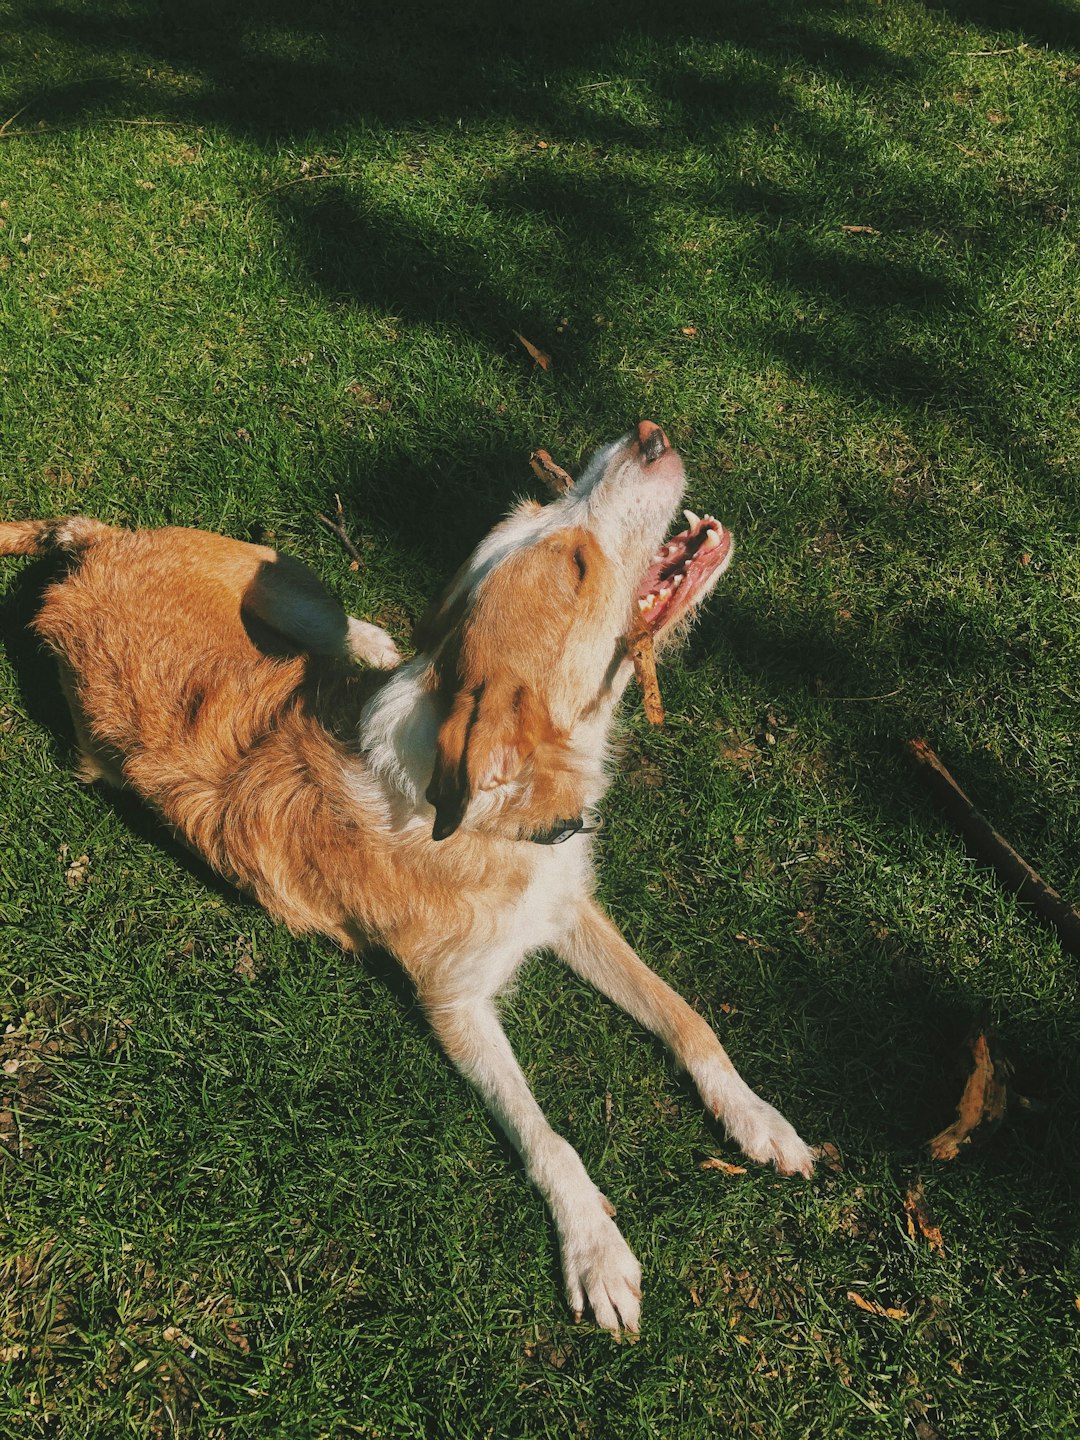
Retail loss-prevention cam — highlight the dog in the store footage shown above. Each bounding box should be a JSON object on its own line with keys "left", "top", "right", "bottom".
{"left": 0, "top": 422, "right": 813, "bottom": 1333}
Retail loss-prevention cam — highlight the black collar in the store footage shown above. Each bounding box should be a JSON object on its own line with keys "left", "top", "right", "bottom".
{"left": 528, "top": 811, "right": 604, "bottom": 845}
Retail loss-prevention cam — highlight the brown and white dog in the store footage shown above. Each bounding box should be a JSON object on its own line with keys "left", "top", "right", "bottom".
{"left": 0, "top": 422, "right": 813, "bottom": 1333}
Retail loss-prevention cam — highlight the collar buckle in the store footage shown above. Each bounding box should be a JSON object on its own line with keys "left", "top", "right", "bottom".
{"left": 530, "top": 810, "right": 604, "bottom": 845}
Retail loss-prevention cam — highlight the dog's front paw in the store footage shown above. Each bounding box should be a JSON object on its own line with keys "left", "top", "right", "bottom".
{"left": 346, "top": 618, "right": 402, "bottom": 670}
{"left": 559, "top": 1203, "right": 642, "bottom": 1335}
{"left": 694, "top": 1062, "right": 814, "bottom": 1178}
{"left": 726, "top": 1093, "right": 815, "bottom": 1177}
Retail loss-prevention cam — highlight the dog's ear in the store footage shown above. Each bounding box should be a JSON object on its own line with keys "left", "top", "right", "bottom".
{"left": 426, "top": 680, "right": 546, "bottom": 840}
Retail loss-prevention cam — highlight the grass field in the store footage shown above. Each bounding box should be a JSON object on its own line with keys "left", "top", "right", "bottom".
{"left": 1, "top": 0, "right": 1079, "bottom": 1434}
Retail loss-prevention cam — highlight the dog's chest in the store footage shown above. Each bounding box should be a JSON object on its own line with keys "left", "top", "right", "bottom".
{"left": 510, "top": 839, "right": 590, "bottom": 942}
{"left": 454, "top": 838, "right": 592, "bottom": 996}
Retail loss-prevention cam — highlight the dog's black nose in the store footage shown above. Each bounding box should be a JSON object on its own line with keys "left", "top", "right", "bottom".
{"left": 636, "top": 420, "right": 668, "bottom": 463}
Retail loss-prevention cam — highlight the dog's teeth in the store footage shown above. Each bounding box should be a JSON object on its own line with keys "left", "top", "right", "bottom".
{"left": 703, "top": 526, "right": 723, "bottom": 549}
{"left": 683, "top": 509, "right": 701, "bottom": 529}
{"left": 658, "top": 586, "right": 672, "bottom": 601}
{"left": 672, "top": 573, "right": 684, "bottom": 588}
{"left": 637, "top": 597, "right": 650, "bottom": 612}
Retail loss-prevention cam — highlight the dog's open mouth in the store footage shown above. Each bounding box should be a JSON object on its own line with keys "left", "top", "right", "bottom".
{"left": 635, "top": 510, "right": 732, "bottom": 636}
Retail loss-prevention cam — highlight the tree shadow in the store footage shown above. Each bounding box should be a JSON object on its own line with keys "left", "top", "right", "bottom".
{"left": 927, "top": 0, "right": 1080, "bottom": 53}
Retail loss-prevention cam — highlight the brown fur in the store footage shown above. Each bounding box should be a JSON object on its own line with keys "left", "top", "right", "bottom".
{"left": 26, "top": 521, "right": 579, "bottom": 967}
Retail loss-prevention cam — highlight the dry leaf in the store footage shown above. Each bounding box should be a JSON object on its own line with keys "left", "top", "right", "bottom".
{"left": 904, "top": 1178, "right": 946, "bottom": 1256}
{"left": 841, "top": 224, "right": 880, "bottom": 235}
{"left": 681, "top": 326, "right": 698, "bottom": 336}
{"left": 515, "top": 333, "right": 551, "bottom": 370}
{"left": 928, "top": 1032, "right": 1009, "bottom": 1160}
{"left": 63, "top": 851, "right": 90, "bottom": 888}
{"left": 700, "top": 1157, "right": 747, "bottom": 1175}
{"left": 846, "top": 1290, "right": 909, "bottom": 1321}
{"left": 986, "top": 111, "right": 1008, "bottom": 124}
{"left": 813, "top": 1142, "right": 843, "bottom": 1173}
{"left": 233, "top": 937, "right": 256, "bottom": 984}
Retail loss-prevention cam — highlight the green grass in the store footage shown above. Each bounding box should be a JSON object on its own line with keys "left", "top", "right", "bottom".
{"left": 1, "top": 0, "right": 1079, "bottom": 1433}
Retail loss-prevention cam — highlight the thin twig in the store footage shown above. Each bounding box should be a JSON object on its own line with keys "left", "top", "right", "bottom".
{"left": 834, "top": 687, "right": 904, "bottom": 703}
{"left": 317, "top": 494, "right": 364, "bottom": 566}
{"left": 906, "top": 737, "right": 1080, "bottom": 957}
{"left": 0, "top": 115, "right": 192, "bottom": 141}
{"left": 0, "top": 105, "right": 29, "bottom": 138}
{"left": 957, "top": 43, "right": 1028, "bottom": 56}
{"left": 245, "top": 170, "right": 359, "bottom": 220}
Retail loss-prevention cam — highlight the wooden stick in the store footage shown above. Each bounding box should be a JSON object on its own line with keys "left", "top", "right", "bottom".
{"left": 627, "top": 616, "right": 664, "bottom": 726}
{"left": 529, "top": 448, "right": 574, "bottom": 495}
{"left": 906, "top": 737, "right": 1080, "bottom": 957}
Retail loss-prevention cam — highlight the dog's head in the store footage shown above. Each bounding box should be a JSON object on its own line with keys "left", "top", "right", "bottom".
{"left": 417, "top": 423, "right": 733, "bottom": 841}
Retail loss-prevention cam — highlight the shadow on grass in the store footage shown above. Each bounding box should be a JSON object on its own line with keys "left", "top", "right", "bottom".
{"left": 8, "top": 0, "right": 1074, "bottom": 508}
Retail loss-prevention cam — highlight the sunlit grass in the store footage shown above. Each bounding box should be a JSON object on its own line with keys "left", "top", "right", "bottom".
{"left": 1, "top": 0, "right": 1078, "bottom": 1434}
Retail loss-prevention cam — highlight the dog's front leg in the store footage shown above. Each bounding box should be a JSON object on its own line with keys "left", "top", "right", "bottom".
{"left": 556, "top": 901, "right": 814, "bottom": 1177}
{"left": 423, "top": 994, "right": 642, "bottom": 1333}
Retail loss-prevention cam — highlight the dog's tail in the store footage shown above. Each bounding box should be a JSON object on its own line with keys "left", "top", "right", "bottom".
{"left": 0, "top": 516, "right": 109, "bottom": 558}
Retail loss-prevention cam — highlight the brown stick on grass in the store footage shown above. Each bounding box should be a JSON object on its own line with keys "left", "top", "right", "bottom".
{"left": 530, "top": 446, "right": 665, "bottom": 725}
{"left": 317, "top": 493, "right": 364, "bottom": 567}
{"left": 906, "top": 737, "right": 1080, "bottom": 957}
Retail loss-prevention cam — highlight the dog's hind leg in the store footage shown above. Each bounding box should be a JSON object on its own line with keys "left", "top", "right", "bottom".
{"left": 555, "top": 900, "right": 815, "bottom": 1178}
{"left": 422, "top": 991, "right": 642, "bottom": 1334}
{"left": 56, "top": 658, "right": 126, "bottom": 787}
